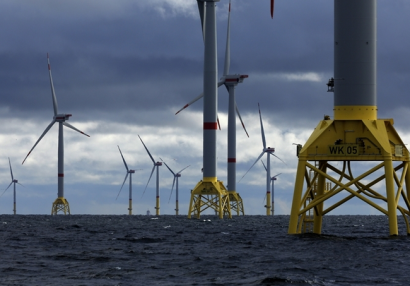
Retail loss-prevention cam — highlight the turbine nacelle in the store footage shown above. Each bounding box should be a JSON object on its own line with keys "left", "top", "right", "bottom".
{"left": 221, "top": 74, "right": 248, "bottom": 86}
{"left": 129, "top": 170, "right": 135, "bottom": 174}
{"left": 155, "top": 162, "right": 162, "bottom": 166}
{"left": 13, "top": 179, "right": 18, "bottom": 183}
{"left": 176, "top": 173, "right": 181, "bottom": 178}
{"left": 265, "top": 147, "right": 275, "bottom": 153}
{"left": 54, "top": 114, "right": 72, "bottom": 122}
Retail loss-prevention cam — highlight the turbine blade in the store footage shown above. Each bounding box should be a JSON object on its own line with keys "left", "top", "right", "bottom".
{"left": 171, "top": 177, "right": 176, "bottom": 194}
{"left": 62, "top": 122, "right": 90, "bottom": 137}
{"left": 271, "top": 0, "right": 274, "bottom": 18}
{"left": 117, "top": 145, "right": 129, "bottom": 172}
{"left": 175, "top": 82, "right": 223, "bottom": 115}
{"left": 261, "top": 160, "right": 267, "bottom": 172}
{"left": 0, "top": 182, "right": 13, "bottom": 198}
{"left": 141, "top": 165, "right": 156, "bottom": 198}
{"left": 175, "top": 92, "right": 204, "bottom": 115}
{"left": 223, "top": 0, "right": 231, "bottom": 76}
{"left": 138, "top": 135, "right": 156, "bottom": 164}
{"left": 177, "top": 165, "right": 190, "bottom": 174}
{"left": 235, "top": 102, "right": 249, "bottom": 137}
{"left": 272, "top": 173, "right": 282, "bottom": 178}
{"left": 22, "top": 120, "right": 56, "bottom": 164}
{"left": 160, "top": 158, "right": 175, "bottom": 176}
{"left": 238, "top": 151, "right": 265, "bottom": 183}
{"left": 17, "top": 182, "right": 24, "bottom": 187}
{"left": 168, "top": 177, "right": 176, "bottom": 203}
{"left": 8, "top": 157, "right": 14, "bottom": 180}
{"left": 223, "top": 82, "right": 230, "bottom": 93}
{"left": 272, "top": 153, "right": 287, "bottom": 165}
{"left": 217, "top": 116, "right": 221, "bottom": 130}
{"left": 4, "top": 181, "right": 13, "bottom": 192}
{"left": 258, "top": 103, "right": 266, "bottom": 149}
{"left": 116, "top": 173, "right": 129, "bottom": 200}
{"left": 197, "top": 0, "right": 205, "bottom": 41}
{"left": 47, "top": 53, "right": 59, "bottom": 116}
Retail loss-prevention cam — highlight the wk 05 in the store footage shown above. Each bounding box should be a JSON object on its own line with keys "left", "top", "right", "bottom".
{"left": 328, "top": 145, "right": 359, "bottom": 156}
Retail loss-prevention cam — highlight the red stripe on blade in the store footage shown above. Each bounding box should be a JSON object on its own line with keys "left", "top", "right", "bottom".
{"left": 228, "top": 158, "right": 236, "bottom": 163}
{"left": 271, "top": 0, "right": 274, "bottom": 18}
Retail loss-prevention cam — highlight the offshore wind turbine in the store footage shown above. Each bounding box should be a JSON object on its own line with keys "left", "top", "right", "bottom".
{"left": 138, "top": 135, "right": 162, "bottom": 216}
{"left": 238, "top": 103, "right": 284, "bottom": 215}
{"left": 221, "top": 0, "right": 248, "bottom": 216}
{"left": 22, "top": 53, "right": 90, "bottom": 215}
{"left": 1, "top": 158, "right": 23, "bottom": 215}
{"left": 261, "top": 160, "right": 281, "bottom": 215}
{"left": 181, "top": 0, "right": 249, "bottom": 218}
{"left": 187, "top": 0, "right": 232, "bottom": 219}
{"left": 161, "top": 158, "right": 190, "bottom": 215}
{"left": 116, "top": 145, "right": 141, "bottom": 215}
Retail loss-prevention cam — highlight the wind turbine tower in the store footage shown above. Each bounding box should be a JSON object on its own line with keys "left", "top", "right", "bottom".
{"left": 288, "top": 0, "right": 410, "bottom": 236}
{"left": 161, "top": 158, "right": 190, "bottom": 215}
{"left": 222, "top": 0, "right": 248, "bottom": 216}
{"left": 225, "top": 73, "right": 247, "bottom": 216}
{"left": 188, "top": 0, "right": 232, "bottom": 219}
{"left": 239, "top": 104, "right": 284, "bottom": 215}
{"left": 177, "top": 1, "right": 249, "bottom": 217}
{"left": 262, "top": 160, "right": 281, "bottom": 216}
{"left": 117, "top": 145, "right": 140, "bottom": 215}
{"left": 22, "top": 54, "right": 90, "bottom": 215}
{"left": 139, "top": 135, "right": 162, "bottom": 216}
{"left": 2, "top": 158, "right": 23, "bottom": 215}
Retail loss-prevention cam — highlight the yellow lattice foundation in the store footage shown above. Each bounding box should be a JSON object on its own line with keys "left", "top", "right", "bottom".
{"left": 188, "top": 179, "right": 232, "bottom": 219}
{"left": 228, "top": 191, "right": 244, "bottom": 216}
{"left": 289, "top": 118, "right": 410, "bottom": 236}
{"left": 51, "top": 197, "right": 70, "bottom": 215}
